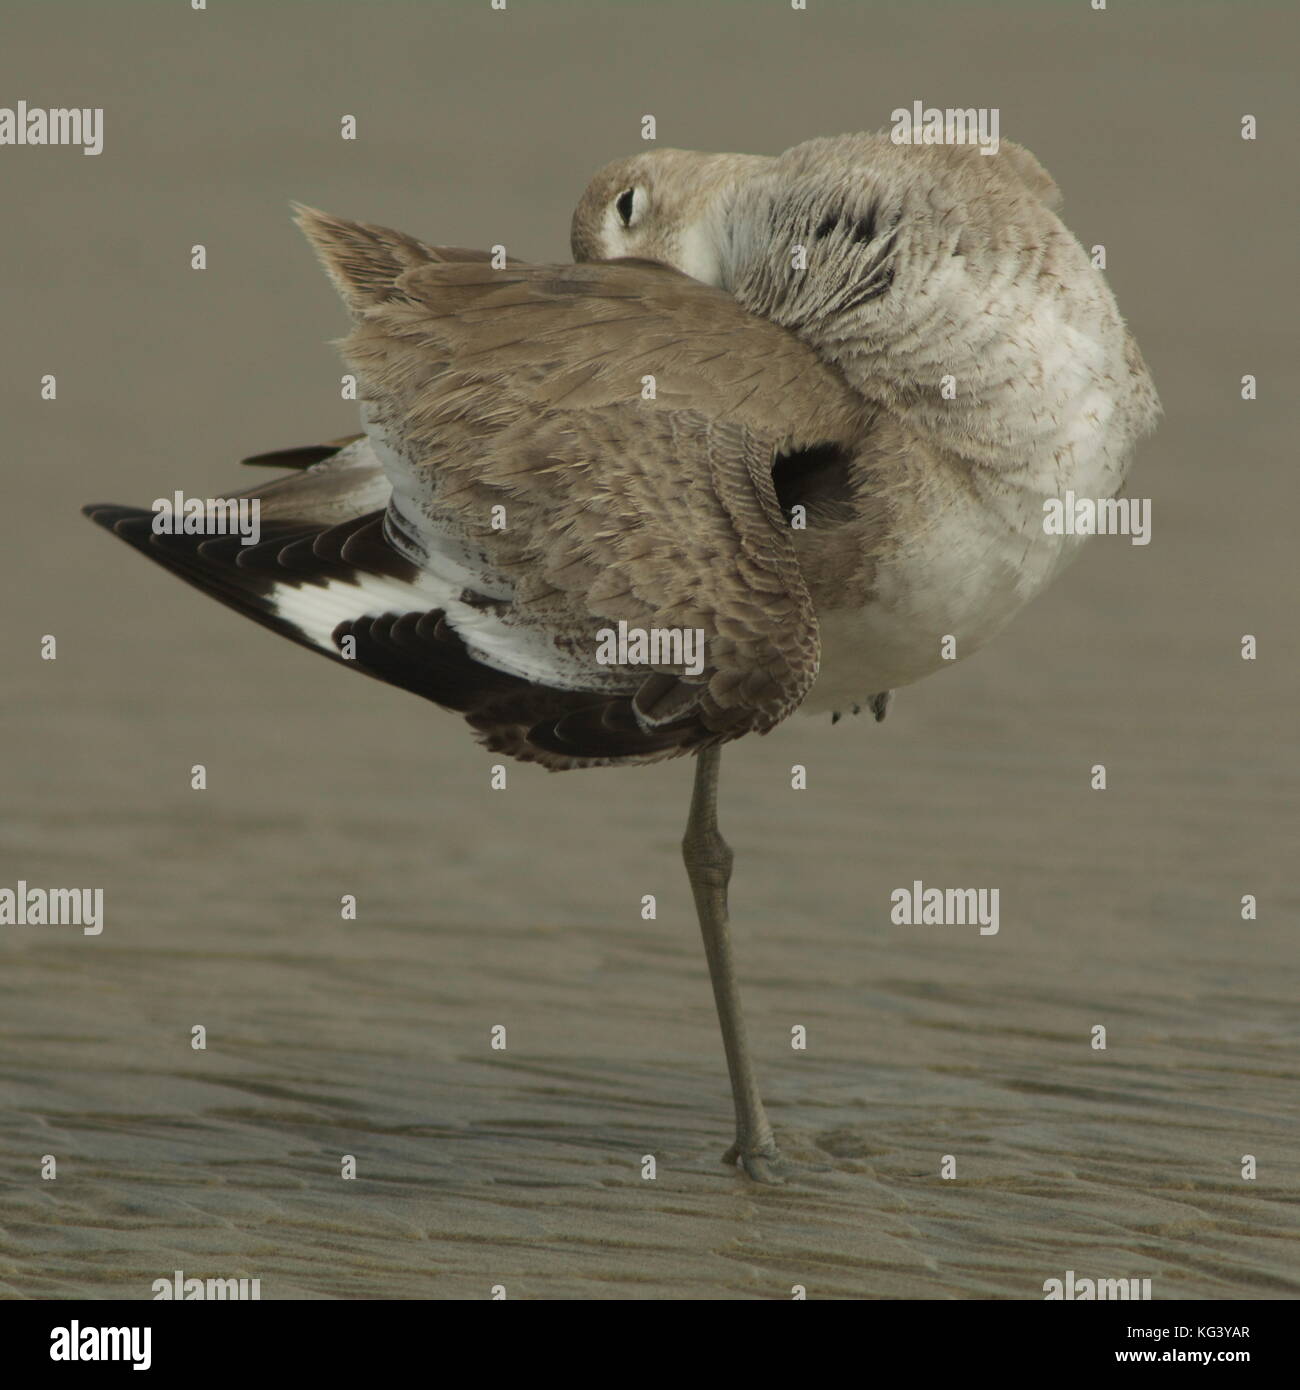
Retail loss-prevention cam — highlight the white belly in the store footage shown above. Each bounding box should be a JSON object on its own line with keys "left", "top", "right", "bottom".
{"left": 802, "top": 467, "right": 1107, "bottom": 715}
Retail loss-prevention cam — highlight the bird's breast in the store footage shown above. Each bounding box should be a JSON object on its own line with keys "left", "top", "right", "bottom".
{"left": 802, "top": 435, "right": 1126, "bottom": 714}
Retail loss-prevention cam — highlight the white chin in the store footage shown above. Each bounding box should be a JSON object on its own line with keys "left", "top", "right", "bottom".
{"left": 672, "top": 223, "right": 722, "bottom": 287}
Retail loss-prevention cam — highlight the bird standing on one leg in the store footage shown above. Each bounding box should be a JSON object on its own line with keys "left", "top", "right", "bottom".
{"left": 84, "top": 133, "right": 1158, "bottom": 1182}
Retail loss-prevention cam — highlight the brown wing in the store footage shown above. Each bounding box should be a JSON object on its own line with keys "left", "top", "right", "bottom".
{"left": 87, "top": 214, "right": 875, "bottom": 769}
{"left": 298, "top": 210, "right": 871, "bottom": 758}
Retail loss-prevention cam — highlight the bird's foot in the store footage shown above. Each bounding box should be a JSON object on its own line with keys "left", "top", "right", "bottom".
{"left": 723, "top": 1136, "right": 788, "bottom": 1185}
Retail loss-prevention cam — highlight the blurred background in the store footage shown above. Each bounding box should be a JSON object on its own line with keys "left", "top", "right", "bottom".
{"left": 0, "top": 0, "right": 1295, "bottom": 1299}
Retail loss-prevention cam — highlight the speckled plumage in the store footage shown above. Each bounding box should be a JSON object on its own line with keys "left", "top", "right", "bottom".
{"left": 572, "top": 133, "right": 1160, "bottom": 716}
{"left": 87, "top": 132, "right": 1158, "bottom": 765}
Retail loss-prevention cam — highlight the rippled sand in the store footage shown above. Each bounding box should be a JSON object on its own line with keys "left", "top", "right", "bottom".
{"left": 1, "top": 1, "right": 1296, "bottom": 1300}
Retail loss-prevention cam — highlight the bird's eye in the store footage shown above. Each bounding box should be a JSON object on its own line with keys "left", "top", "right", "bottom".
{"left": 616, "top": 188, "right": 637, "bottom": 227}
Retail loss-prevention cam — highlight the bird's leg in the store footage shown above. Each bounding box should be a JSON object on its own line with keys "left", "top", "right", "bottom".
{"left": 682, "top": 745, "right": 783, "bottom": 1184}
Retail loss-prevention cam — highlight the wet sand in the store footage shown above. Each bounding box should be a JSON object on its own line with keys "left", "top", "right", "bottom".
{"left": 1, "top": 1, "right": 1296, "bottom": 1299}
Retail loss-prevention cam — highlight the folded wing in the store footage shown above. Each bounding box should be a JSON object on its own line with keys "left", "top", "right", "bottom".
{"left": 88, "top": 212, "right": 869, "bottom": 768}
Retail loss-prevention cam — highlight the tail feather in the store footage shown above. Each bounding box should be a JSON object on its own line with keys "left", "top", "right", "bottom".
{"left": 292, "top": 204, "right": 520, "bottom": 316}
{"left": 241, "top": 434, "right": 364, "bottom": 470}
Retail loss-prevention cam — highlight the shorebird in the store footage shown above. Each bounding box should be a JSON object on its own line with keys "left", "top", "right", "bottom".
{"left": 85, "top": 133, "right": 1158, "bottom": 1182}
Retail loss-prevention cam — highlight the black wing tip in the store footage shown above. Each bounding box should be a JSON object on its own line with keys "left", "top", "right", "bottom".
{"left": 239, "top": 443, "right": 342, "bottom": 470}
{"left": 82, "top": 502, "right": 147, "bottom": 529}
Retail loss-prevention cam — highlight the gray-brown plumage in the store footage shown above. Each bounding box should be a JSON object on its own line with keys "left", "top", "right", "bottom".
{"left": 572, "top": 134, "right": 1160, "bottom": 717}
{"left": 84, "top": 132, "right": 1159, "bottom": 1181}
{"left": 89, "top": 209, "right": 891, "bottom": 771}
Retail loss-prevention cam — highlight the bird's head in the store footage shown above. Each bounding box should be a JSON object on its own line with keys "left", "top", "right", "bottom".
{"left": 570, "top": 148, "right": 771, "bottom": 288}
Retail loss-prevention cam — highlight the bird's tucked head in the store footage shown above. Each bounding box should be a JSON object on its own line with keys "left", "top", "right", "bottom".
{"left": 570, "top": 134, "right": 1068, "bottom": 333}
{"left": 570, "top": 148, "right": 771, "bottom": 287}
{"left": 572, "top": 133, "right": 1158, "bottom": 466}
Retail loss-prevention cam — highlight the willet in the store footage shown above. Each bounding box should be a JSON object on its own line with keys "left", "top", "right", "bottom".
{"left": 84, "top": 134, "right": 1158, "bottom": 1182}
